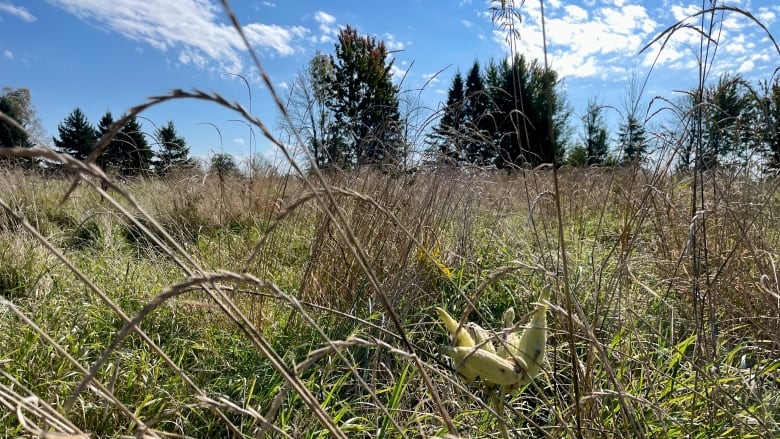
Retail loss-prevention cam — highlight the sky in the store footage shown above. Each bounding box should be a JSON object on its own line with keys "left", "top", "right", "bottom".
{"left": 2, "top": 0, "right": 779, "bottom": 168}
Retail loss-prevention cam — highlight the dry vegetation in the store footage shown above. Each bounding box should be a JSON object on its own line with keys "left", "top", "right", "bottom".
{"left": 0, "top": 162, "right": 778, "bottom": 438}
{"left": 2, "top": 2, "right": 780, "bottom": 437}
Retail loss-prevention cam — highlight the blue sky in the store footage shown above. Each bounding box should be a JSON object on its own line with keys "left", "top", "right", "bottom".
{"left": 2, "top": 0, "right": 779, "bottom": 167}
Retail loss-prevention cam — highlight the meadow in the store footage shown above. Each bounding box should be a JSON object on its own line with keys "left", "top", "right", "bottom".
{"left": 0, "top": 161, "right": 778, "bottom": 438}
{"left": 2, "top": 1, "right": 780, "bottom": 437}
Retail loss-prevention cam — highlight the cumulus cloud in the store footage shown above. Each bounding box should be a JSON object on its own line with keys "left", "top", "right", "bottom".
{"left": 490, "top": 1, "right": 777, "bottom": 83}
{"left": 0, "top": 2, "right": 36, "bottom": 22}
{"left": 233, "top": 138, "right": 245, "bottom": 145}
{"left": 383, "top": 33, "right": 405, "bottom": 51}
{"left": 314, "top": 10, "right": 338, "bottom": 43}
{"left": 3, "top": 49, "right": 12, "bottom": 60}
{"left": 47, "top": 0, "right": 308, "bottom": 73}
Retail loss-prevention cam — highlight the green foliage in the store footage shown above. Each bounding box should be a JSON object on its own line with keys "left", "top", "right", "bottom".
{"left": 582, "top": 99, "right": 609, "bottom": 165}
{"left": 700, "top": 74, "right": 756, "bottom": 169}
{"left": 566, "top": 144, "right": 588, "bottom": 167}
{"left": 759, "top": 78, "right": 780, "bottom": 171}
{"left": 462, "top": 60, "right": 493, "bottom": 165}
{"left": 0, "top": 87, "right": 40, "bottom": 150}
{"left": 153, "top": 120, "right": 193, "bottom": 175}
{"left": 427, "top": 71, "right": 466, "bottom": 165}
{"left": 53, "top": 107, "right": 97, "bottom": 160}
{"left": 325, "top": 25, "right": 403, "bottom": 169}
{"left": 618, "top": 113, "right": 647, "bottom": 163}
{"left": 210, "top": 152, "right": 239, "bottom": 176}
{"left": 0, "top": 88, "right": 35, "bottom": 167}
{"left": 429, "top": 55, "right": 570, "bottom": 169}
{"left": 493, "top": 54, "right": 569, "bottom": 168}
{"left": 96, "top": 111, "right": 153, "bottom": 176}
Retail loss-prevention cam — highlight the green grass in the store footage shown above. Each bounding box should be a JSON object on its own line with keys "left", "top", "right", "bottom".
{"left": 0, "top": 166, "right": 778, "bottom": 438}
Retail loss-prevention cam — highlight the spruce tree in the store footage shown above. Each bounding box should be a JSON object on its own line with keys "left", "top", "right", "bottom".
{"left": 428, "top": 71, "right": 466, "bottom": 164}
{"left": 618, "top": 114, "right": 647, "bottom": 163}
{"left": 582, "top": 99, "right": 609, "bottom": 165}
{"left": 327, "top": 25, "right": 403, "bottom": 168}
{"left": 493, "top": 54, "right": 568, "bottom": 168}
{"left": 153, "top": 121, "right": 192, "bottom": 175}
{"left": 53, "top": 107, "right": 97, "bottom": 160}
{"left": 95, "top": 111, "right": 152, "bottom": 175}
{"left": 96, "top": 111, "right": 121, "bottom": 170}
{"left": 118, "top": 116, "right": 152, "bottom": 175}
{"left": 462, "top": 60, "right": 492, "bottom": 165}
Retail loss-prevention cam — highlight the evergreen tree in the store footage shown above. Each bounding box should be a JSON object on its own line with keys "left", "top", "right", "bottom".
{"left": 53, "top": 107, "right": 97, "bottom": 160}
{"left": 582, "top": 99, "right": 609, "bottom": 165}
{"left": 96, "top": 111, "right": 120, "bottom": 170}
{"left": 427, "top": 71, "right": 466, "bottom": 164}
{"left": 493, "top": 54, "right": 568, "bottom": 168}
{"left": 95, "top": 111, "right": 152, "bottom": 175}
{"left": 462, "top": 60, "right": 493, "bottom": 165}
{"left": 618, "top": 113, "right": 647, "bottom": 163}
{"left": 759, "top": 78, "right": 780, "bottom": 171}
{"left": 701, "top": 74, "right": 754, "bottom": 169}
{"left": 153, "top": 121, "right": 192, "bottom": 174}
{"left": 327, "top": 25, "right": 403, "bottom": 168}
{"left": 566, "top": 144, "right": 588, "bottom": 167}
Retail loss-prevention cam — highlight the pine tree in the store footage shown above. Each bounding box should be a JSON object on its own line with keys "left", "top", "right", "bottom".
{"left": 462, "top": 60, "right": 492, "bottom": 165}
{"left": 582, "top": 99, "right": 609, "bottom": 165}
{"left": 327, "top": 25, "right": 403, "bottom": 168}
{"left": 119, "top": 116, "right": 152, "bottom": 175}
{"left": 427, "top": 71, "right": 466, "bottom": 164}
{"left": 493, "top": 54, "right": 568, "bottom": 168}
{"left": 53, "top": 108, "right": 97, "bottom": 160}
{"left": 759, "top": 78, "right": 780, "bottom": 171}
{"left": 96, "top": 111, "right": 120, "bottom": 170}
{"left": 153, "top": 121, "right": 192, "bottom": 175}
{"left": 95, "top": 111, "right": 152, "bottom": 175}
{"left": 618, "top": 114, "right": 647, "bottom": 163}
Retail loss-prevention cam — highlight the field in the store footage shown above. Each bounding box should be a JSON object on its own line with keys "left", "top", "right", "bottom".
{"left": 1, "top": 163, "right": 779, "bottom": 438}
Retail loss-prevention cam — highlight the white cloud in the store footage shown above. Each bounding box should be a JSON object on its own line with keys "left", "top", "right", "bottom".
{"left": 314, "top": 10, "right": 335, "bottom": 25}
{"left": 0, "top": 2, "right": 36, "bottom": 22}
{"left": 383, "top": 33, "right": 405, "bottom": 51}
{"left": 233, "top": 138, "right": 245, "bottom": 145}
{"left": 47, "top": 0, "right": 308, "bottom": 73}
{"left": 313, "top": 10, "right": 337, "bottom": 43}
{"left": 3, "top": 49, "right": 12, "bottom": 60}
{"left": 737, "top": 60, "right": 754, "bottom": 73}
{"left": 422, "top": 72, "right": 441, "bottom": 84}
{"left": 461, "top": 19, "right": 473, "bottom": 28}
{"left": 495, "top": 2, "right": 660, "bottom": 79}
{"left": 389, "top": 64, "right": 407, "bottom": 82}
{"left": 277, "top": 81, "right": 289, "bottom": 89}
{"left": 261, "top": 1, "right": 276, "bottom": 7}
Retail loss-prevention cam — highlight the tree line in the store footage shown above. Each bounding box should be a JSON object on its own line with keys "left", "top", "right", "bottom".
{"left": 282, "top": 26, "right": 780, "bottom": 173}
{"left": 0, "top": 86, "right": 195, "bottom": 176}
{"left": 4, "top": 25, "right": 780, "bottom": 175}
{"left": 51, "top": 108, "right": 195, "bottom": 176}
